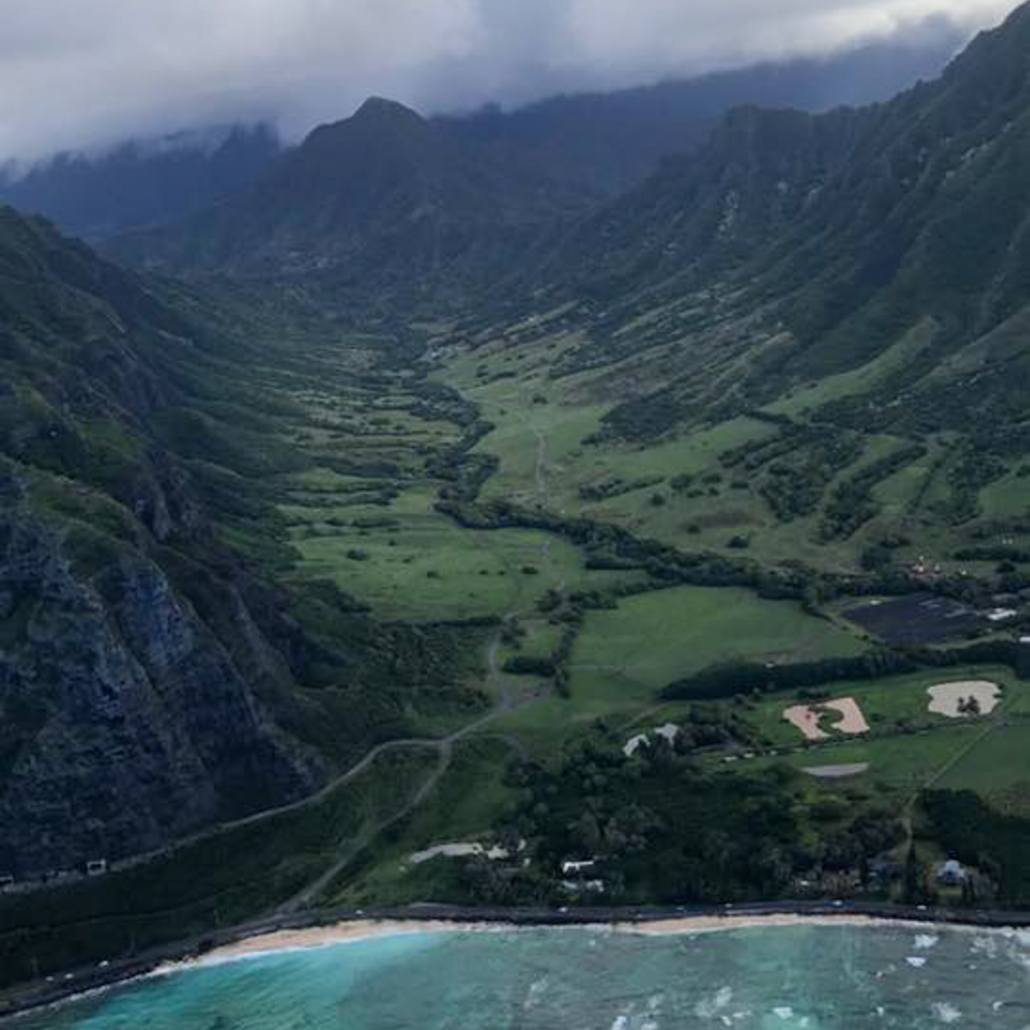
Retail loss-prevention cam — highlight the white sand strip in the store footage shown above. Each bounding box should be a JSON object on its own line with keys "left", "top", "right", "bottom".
{"left": 161, "top": 913, "right": 983, "bottom": 975}
{"left": 802, "top": 764, "right": 870, "bottom": 779}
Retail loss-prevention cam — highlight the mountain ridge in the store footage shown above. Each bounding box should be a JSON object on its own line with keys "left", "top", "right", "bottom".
{"left": 524, "top": 0, "right": 1030, "bottom": 450}
{"left": 101, "top": 27, "right": 967, "bottom": 298}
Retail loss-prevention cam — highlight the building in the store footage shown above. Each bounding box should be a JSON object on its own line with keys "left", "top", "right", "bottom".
{"left": 936, "top": 859, "right": 967, "bottom": 886}
{"left": 985, "top": 608, "right": 1017, "bottom": 623}
{"left": 561, "top": 859, "right": 596, "bottom": 875}
{"left": 623, "top": 722, "right": 680, "bottom": 757}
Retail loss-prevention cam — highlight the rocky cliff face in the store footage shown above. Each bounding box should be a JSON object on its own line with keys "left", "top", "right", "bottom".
{"left": 0, "top": 473, "right": 324, "bottom": 877}
{"left": 0, "top": 207, "right": 475, "bottom": 878}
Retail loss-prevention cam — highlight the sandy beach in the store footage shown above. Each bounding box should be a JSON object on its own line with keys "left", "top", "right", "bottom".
{"left": 12, "top": 908, "right": 1024, "bottom": 1023}
{"left": 618, "top": 913, "right": 913, "bottom": 936}
{"left": 161, "top": 920, "right": 478, "bottom": 970}
{"left": 160, "top": 913, "right": 935, "bottom": 975}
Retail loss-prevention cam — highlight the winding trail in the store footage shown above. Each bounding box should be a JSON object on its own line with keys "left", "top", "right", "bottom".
{"left": 277, "top": 625, "right": 533, "bottom": 913}
{"left": 269, "top": 377, "right": 568, "bottom": 914}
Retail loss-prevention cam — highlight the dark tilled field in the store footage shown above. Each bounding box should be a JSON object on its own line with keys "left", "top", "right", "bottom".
{"left": 844, "top": 592, "right": 984, "bottom": 645}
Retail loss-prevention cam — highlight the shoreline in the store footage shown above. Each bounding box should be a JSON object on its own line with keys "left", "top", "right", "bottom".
{"left": 162, "top": 912, "right": 939, "bottom": 973}
{"left": 5, "top": 903, "right": 1029, "bottom": 1023}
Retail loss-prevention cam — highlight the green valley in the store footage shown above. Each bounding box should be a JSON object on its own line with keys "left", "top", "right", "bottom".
{"left": 4, "top": 0, "right": 1030, "bottom": 1002}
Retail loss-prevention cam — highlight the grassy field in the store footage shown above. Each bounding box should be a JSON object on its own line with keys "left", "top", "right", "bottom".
{"left": 569, "top": 585, "right": 869, "bottom": 694}
{"left": 286, "top": 480, "right": 642, "bottom": 621}
{"left": 436, "top": 319, "right": 1029, "bottom": 578}
{"left": 936, "top": 717, "right": 1030, "bottom": 815}
{"left": 742, "top": 723, "right": 986, "bottom": 797}
{"left": 482, "top": 585, "right": 870, "bottom": 756}
{"left": 979, "top": 469, "right": 1030, "bottom": 518}
{"left": 696, "top": 666, "right": 1029, "bottom": 816}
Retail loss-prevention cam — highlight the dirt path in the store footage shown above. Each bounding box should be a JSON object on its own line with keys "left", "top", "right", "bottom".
{"left": 279, "top": 744, "right": 455, "bottom": 913}
{"left": 273, "top": 376, "right": 559, "bottom": 915}
{"left": 278, "top": 611, "right": 541, "bottom": 913}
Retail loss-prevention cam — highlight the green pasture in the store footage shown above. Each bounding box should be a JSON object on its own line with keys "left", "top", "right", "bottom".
{"left": 568, "top": 585, "right": 869, "bottom": 695}
{"left": 286, "top": 483, "right": 634, "bottom": 621}
{"left": 936, "top": 717, "right": 1030, "bottom": 815}
{"left": 737, "top": 723, "right": 984, "bottom": 797}
{"left": 483, "top": 584, "right": 870, "bottom": 756}
{"left": 979, "top": 470, "right": 1030, "bottom": 519}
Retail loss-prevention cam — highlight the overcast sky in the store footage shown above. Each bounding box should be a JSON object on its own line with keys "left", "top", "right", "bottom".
{"left": 0, "top": 0, "right": 1016, "bottom": 162}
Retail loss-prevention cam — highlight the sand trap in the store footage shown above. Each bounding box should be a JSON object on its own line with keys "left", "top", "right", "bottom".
{"left": 822, "top": 697, "right": 870, "bottom": 735}
{"left": 784, "top": 705, "right": 829, "bottom": 741}
{"left": 927, "top": 681, "right": 1001, "bottom": 719}
{"left": 802, "top": 764, "right": 870, "bottom": 779}
{"left": 783, "top": 697, "right": 870, "bottom": 741}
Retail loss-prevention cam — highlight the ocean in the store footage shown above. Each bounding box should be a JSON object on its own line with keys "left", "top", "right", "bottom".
{"left": 15, "top": 923, "right": 1030, "bottom": 1029}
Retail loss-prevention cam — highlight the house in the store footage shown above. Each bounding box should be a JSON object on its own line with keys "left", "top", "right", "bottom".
{"left": 936, "top": 859, "right": 967, "bottom": 886}
{"left": 985, "top": 608, "right": 1018, "bottom": 623}
{"left": 622, "top": 734, "right": 649, "bottom": 758}
{"left": 623, "top": 722, "right": 680, "bottom": 757}
{"left": 561, "top": 859, "right": 596, "bottom": 875}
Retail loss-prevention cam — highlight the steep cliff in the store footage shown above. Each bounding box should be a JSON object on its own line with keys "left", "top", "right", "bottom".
{"left": 0, "top": 207, "right": 475, "bottom": 876}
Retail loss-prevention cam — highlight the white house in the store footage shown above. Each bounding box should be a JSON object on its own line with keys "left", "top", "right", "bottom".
{"left": 623, "top": 722, "right": 680, "bottom": 757}
{"left": 561, "top": 859, "right": 597, "bottom": 875}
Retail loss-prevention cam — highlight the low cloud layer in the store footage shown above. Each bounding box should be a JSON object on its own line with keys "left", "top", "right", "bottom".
{"left": 0, "top": 0, "right": 1015, "bottom": 162}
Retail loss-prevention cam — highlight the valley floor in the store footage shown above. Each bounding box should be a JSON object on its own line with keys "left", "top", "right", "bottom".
{"left": 3, "top": 297, "right": 1029, "bottom": 990}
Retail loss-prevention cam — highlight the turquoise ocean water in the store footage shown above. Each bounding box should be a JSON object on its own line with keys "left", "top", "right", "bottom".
{"left": 16, "top": 924, "right": 1030, "bottom": 1029}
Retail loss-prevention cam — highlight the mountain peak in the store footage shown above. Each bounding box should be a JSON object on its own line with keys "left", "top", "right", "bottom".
{"left": 351, "top": 96, "right": 424, "bottom": 126}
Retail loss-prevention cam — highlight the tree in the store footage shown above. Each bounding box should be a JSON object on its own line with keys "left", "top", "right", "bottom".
{"left": 903, "top": 844, "right": 927, "bottom": 905}
{"left": 858, "top": 853, "right": 870, "bottom": 890}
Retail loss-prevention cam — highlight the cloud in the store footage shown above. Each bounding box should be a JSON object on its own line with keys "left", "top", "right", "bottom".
{"left": 0, "top": 0, "right": 1015, "bottom": 162}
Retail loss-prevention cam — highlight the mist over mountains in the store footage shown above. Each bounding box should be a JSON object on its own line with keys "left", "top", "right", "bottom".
{"left": 0, "top": 125, "right": 281, "bottom": 242}
{"left": 1, "top": 26, "right": 962, "bottom": 244}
